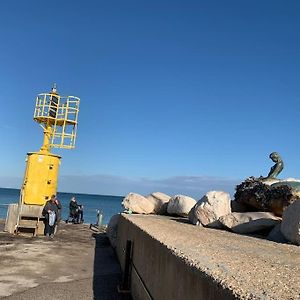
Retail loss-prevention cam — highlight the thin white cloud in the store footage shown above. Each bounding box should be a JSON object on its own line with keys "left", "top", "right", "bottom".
{"left": 58, "top": 174, "right": 240, "bottom": 199}
{"left": 0, "top": 174, "right": 240, "bottom": 199}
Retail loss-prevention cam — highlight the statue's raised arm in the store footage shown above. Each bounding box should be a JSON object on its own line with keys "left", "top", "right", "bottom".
{"left": 267, "top": 152, "right": 284, "bottom": 178}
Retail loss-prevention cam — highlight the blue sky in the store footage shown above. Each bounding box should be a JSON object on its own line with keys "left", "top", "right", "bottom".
{"left": 0, "top": 1, "right": 300, "bottom": 198}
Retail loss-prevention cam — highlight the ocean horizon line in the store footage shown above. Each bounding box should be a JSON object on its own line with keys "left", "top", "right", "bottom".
{"left": 0, "top": 186, "right": 124, "bottom": 199}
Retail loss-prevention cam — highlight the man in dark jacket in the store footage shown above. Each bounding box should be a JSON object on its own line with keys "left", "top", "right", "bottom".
{"left": 69, "top": 196, "right": 78, "bottom": 215}
{"left": 42, "top": 194, "right": 59, "bottom": 237}
{"left": 68, "top": 197, "right": 85, "bottom": 223}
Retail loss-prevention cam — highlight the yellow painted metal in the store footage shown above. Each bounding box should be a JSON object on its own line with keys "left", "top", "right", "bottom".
{"left": 19, "top": 85, "right": 80, "bottom": 206}
{"left": 20, "top": 152, "right": 61, "bottom": 206}
{"left": 34, "top": 93, "right": 80, "bottom": 149}
{"left": 4, "top": 85, "right": 80, "bottom": 236}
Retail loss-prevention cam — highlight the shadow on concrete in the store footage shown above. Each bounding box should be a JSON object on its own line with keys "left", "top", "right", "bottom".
{"left": 170, "top": 217, "right": 286, "bottom": 243}
{"left": 93, "top": 233, "right": 132, "bottom": 300}
{"left": 170, "top": 217, "right": 192, "bottom": 224}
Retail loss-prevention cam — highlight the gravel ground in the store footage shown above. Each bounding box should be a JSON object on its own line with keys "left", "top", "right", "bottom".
{"left": 123, "top": 214, "right": 300, "bottom": 300}
{"left": 0, "top": 220, "right": 131, "bottom": 300}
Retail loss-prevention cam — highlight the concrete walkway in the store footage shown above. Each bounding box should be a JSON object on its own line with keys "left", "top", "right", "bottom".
{"left": 117, "top": 214, "right": 300, "bottom": 300}
{"left": 0, "top": 220, "right": 131, "bottom": 300}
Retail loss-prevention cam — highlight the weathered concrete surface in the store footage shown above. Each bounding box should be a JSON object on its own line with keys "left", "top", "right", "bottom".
{"left": 116, "top": 214, "right": 300, "bottom": 300}
{"left": 0, "top": 220, "right": 131, "bottom": 300}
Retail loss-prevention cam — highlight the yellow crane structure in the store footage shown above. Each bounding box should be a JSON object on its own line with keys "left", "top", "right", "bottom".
{"left": 5, "top": 84, "right": 80, "bottom": 235}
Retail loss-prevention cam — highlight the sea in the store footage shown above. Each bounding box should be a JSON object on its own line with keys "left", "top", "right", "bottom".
{"left": 0, "top": 188, "right": 124, "bottom": 225}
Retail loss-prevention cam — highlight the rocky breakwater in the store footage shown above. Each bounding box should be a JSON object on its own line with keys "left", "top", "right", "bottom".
{"left": 188, "top": 190, "right": 283, "bottom": 235}
{"left": 107, "top": 192, "right": 196, "bottom": 247}
{"left": 107, "top": 181, "right": 300, "bottom": 247}
{"left": 231, "top": 176, "right": 300, "bottom": 245}
{"left": 234, "top": 176, "right": 300, "bottom": 216}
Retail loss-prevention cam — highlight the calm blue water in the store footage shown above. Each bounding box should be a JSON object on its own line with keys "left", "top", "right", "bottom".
{"left": 0, "top": 188, "right": 124, "bottom": 225}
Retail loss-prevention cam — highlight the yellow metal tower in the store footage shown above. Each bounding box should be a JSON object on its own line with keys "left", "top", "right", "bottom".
{"left": 20, "top": 84, "right": 80, "bottom": 206}
{"left": 4, "top": 85, "right": 80, "bottom": 235}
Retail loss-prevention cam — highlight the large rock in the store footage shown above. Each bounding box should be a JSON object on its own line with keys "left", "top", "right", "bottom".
{"left": 167, "top": 195, "right": 196, "bottom": 217}
{"left": 234, "top": 176, "right": 300, "bottom": 216}
{"left": 231, "top": 200, "right": 252, "bottom": 213}
{"left": 146, "top": 192, "right": 171, "bottom": 214}
{"left": 267, "top": 223, "right": 288, "bottom": 244}
{"left": 122, "top": 192, "right": 155, "bottom": 214}
{"left": 219, "top": 212, "right": 281, "bottom": 234}
{"left": 281, "top": 199, "right": 300, "bottom": 246}
{"left": 188, "top": 191, "right": 231, "bottom": 228}
{"left": 106, "top": 214, "right": 120, "bottom": 248}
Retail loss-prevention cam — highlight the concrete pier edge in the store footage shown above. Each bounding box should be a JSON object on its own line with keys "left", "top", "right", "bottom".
{"left": 116, "top": 214, "right": 300, "bottom": 300}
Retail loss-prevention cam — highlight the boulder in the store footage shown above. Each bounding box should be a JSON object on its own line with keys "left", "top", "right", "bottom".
{"left": 146, "top": 192, "right": 171, "bottom": 214}
{"left": 167, "top": 195, "right": 196, "bottom": 217}
{"left": 106, "top": 214, "right": 120, "bottom": 248}
{"left": 122, "top": 192, "right": 155, "bottom": 214}
{"left": 267, "top": 223, "right": 288, "bottom": 244}
{"left": 281, "top": 199, "right": 300, "bottom": 246}
{"left": 188, "top": 191, "right": 231, "bottom": 228}
{"left": 188, "top": 206, "right": 199, "bottom": 225}
{"left": 219, "top": 212, "right": 281, "bottom": 234}
{"left": 234, "top": 176, "right": 300, "bottom": 216}
{"left": 231, "top": 200, "right": 252, "bottom": 213}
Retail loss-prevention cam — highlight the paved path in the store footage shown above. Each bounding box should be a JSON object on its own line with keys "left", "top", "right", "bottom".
{"left": 0, "top": 221, "right": 131, "bottom": 300}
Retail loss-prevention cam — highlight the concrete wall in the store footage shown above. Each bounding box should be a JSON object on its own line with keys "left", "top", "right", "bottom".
{"left": 4, "top": 203, "right": 45, "bottom": 235}
{"left": 116, "top": 215, "right": 236, "bottom": 300}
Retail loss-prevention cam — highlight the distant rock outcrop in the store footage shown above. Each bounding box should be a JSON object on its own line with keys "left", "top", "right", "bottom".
{"left": 188, "top": 191, "right": 231, "bottom": 228}
{"left": 167, "top": 195, "right": 196, "bottom": 217}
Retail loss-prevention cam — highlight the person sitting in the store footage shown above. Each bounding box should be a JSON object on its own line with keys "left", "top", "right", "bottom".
{"left": 67, "top": 197, "right": 84, "bottom": 224}
{"left": 68, "top": 196, "right": 79, "bottom": 223}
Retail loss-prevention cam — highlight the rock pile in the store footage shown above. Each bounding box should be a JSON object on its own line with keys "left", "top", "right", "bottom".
{"left": 234, "top": 176, "right": 300, "bottom": 216}
{"left": 107, "top": 181, "right": 300, "bottom": 247}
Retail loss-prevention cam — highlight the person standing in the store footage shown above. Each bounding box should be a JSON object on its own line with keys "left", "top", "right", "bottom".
{"left": 42, "top": 194, "right": 59, "bottom": 238}
{"left": 54, "top": 196, "right": 62, "bottom": 233}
